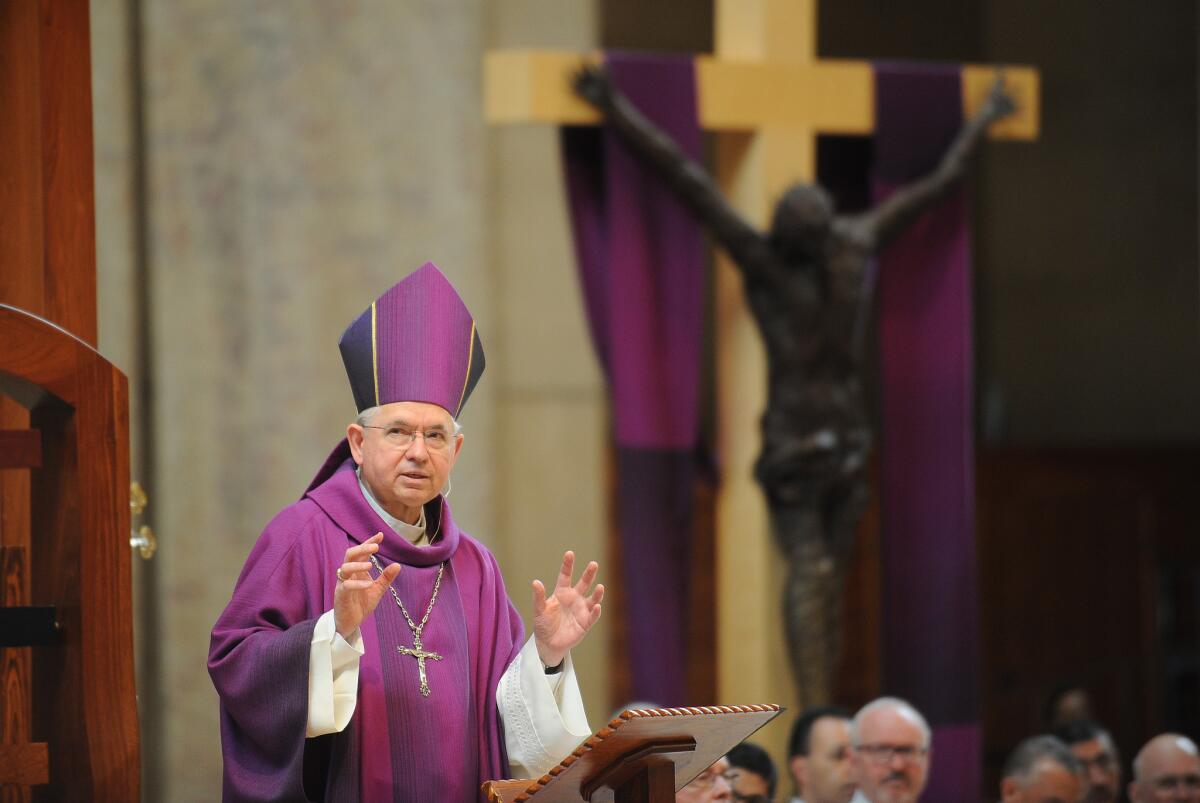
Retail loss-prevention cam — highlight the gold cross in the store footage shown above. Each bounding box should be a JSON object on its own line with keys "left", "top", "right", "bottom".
{"left": 397, "top": 634, "right": 443, "bottom": 697}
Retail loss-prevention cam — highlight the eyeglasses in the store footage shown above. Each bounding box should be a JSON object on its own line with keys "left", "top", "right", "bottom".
{"left": 1076, "top": 752, "right": 1117, "bottom": 773}
{"left": 855, "top": 743, "right": 928, "bottom": 765}
{"left": 689, "top": 769, "right": 735, "bottom": 791}
{"left": 362, "top": 425, "right": 456, "bottom": 453}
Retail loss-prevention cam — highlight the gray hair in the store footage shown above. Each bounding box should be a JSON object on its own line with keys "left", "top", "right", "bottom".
{"left": 1002, "top": 736, "right": 1080, "bottom": 785}
{"left": 850, "top": 697, "right": 932, "bottom": 749}
{"left": 356, "top": 405, "right": 462, "bottom": 434}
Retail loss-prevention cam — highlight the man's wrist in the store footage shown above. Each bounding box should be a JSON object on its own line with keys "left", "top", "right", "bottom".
{"left": 534, "top": 640, "right": 565, "bottom": 671}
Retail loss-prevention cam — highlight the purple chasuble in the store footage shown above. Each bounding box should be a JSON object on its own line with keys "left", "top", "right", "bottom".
{"left": 560, "top": 52, "right": 705, "bottom": 705}
{"left": 873, "top": 63, "right": 980, "bottom": 801}
{"left": 209, "top": 453, "right": 523, "bottom": 802}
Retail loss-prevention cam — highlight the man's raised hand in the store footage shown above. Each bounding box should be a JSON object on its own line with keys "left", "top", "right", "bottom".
{"left": 532, "top": 551, "right": 604, "bottom": 668}
{"left": 334, "top": 532, "right": 402, "bottom": 639}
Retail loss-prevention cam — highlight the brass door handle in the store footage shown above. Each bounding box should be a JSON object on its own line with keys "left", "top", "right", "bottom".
{"left": 130, "top": 482, "right": 157, "bottom": 559}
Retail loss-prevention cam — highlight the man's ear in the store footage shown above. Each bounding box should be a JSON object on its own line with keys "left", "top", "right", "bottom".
{"left": 347, "top": 424, "right": 365, "bottom": 465}
{"left": 999, "top": 777, "right": 1018, "bottom": 802}
{"left": 789, "top": 756, "right": 808, "bottom": 792}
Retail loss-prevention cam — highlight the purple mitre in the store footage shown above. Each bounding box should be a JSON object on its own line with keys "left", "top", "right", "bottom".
{"left": 338, "top": 261, "right": 485, "bottom": 417}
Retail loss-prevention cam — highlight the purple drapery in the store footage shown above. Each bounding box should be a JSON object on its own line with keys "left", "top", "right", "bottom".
{"left": 873, "top": 63, "right": 980, "bottom": 801}
{"left": 561, "top": 52, "right": 705, "bottom": 706}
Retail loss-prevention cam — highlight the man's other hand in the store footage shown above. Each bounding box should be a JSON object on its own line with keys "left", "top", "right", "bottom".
{"left": 334, "top": 532, "right": 402, "bottom": 639}
{"left": 532, "top": 551, "right": 604, "bottom": 668}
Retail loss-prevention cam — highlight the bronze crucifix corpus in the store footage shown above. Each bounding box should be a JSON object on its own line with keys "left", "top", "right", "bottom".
{"left": 574, "top": 66, "right": 1016, "bottom": 706}
{"left": 484, "top": 0, "right": 1039, "bottom": 717}
{"left": 397, "top": 636, "right": 443, "bottom": 697}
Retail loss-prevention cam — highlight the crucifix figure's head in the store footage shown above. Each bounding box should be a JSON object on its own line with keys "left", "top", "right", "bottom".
{"left": 769, "top": 183, "right": 835, "bottom": 262}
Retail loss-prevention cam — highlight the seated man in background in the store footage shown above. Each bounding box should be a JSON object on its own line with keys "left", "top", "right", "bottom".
{"left": 1045, "top": 686, "right": 1096, "bottom": 729}
{"left": 1000, "top": 735, "right": 1083, "bottom": 803}
{"left": 848, "top": 697, "right": 931, "bottom": 803}
{"left": 787, "top": 706, "right": 856, "bottom": 803}
{"left": 1053, "top": 720, "right": 1121, "bottom": 803}
{"left": 726, "top": 741, "right": 777, "bottom": 802}
{"left": 677, "top": 756, "right": 733, "bottom": 803}
{"left": 1128, "top": 734, "right": 1200, "bottom": 803}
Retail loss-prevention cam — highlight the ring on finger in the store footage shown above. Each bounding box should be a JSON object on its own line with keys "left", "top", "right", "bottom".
{"left": 336, "top": 567, "right": 346, "bottom": 583}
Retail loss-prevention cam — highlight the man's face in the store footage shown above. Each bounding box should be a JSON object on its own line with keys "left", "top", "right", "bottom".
{"left": 791, "top": 717, "right": 856, "bottom": 803}
{"left": 1001, "top": 759, "right": 1083, "bottom": 803}
{"left": 677, "top": 757, "right": 732, "bottom": 803}
{"left": 1128, "top": 739, "right": 1200, "bottom": 803}
{"left": 348, "top": 401, "right": 462, "bottom": 523}
{"left": 1071, "top": 738, "right": 1120, "bottom": 803}
{"left": 725, "top": 765, "right": 770, "bottom": 802}
{"left": 850, "top": 707, "right": 930, "bottom": 803}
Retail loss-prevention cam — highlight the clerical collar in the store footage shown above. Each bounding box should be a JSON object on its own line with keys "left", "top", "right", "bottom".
{"left": 356, "top": 468, "right": 430, "bottom": 547}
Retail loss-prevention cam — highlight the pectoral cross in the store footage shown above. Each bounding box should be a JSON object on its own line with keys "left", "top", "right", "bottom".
{"left": 397, "top": 634, "right": 443, "bottom": 697}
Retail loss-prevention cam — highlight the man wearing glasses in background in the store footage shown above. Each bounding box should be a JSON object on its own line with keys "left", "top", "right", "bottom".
{"left": 848, "top": 697, "right": 931, "bottom": 803}
{"left": 1054, "top": 720, "right": 1122, "bottom": 803}
{"left": 677, "top": 756, "right": 734, "bottom": 802}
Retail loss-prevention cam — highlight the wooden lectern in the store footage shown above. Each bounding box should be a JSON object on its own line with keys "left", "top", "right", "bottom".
{"left": 483, "top": 704, "right": 781, "bottom": 803}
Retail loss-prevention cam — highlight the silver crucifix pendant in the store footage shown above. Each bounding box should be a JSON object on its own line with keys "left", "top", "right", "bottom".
{"left": 397, "top": 635, "right": 443, "bottom": 697}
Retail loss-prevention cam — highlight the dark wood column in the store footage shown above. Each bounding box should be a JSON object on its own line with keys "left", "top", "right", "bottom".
{"left": 0, "top": 2, "right": 139, "bottom": 800}
{"left": 0, "top": 0, "right": 97, "bottom": 342}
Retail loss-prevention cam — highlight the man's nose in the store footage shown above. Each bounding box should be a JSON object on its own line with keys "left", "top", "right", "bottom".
{"left": 405, "top": 434, "right": 430, "bottom": 459}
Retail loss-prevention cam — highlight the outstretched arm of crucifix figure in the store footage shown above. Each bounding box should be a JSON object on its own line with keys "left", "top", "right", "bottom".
{"left": 573, "top": 66, "right": 774, "bottom": 279}
{"left": 855, "top": 76, "right": 1017, "bottom": 251}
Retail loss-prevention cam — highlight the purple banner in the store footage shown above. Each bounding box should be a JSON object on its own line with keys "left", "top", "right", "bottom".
{"left": 561, "top": 53, "right": 705, "bottom": 705}
{"left": 874, "top": 63, "right": 980, "bottom": 801}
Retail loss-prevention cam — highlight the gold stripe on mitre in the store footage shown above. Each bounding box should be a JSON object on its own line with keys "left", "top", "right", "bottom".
{"left": 371, "top": 302, "right": 380, "bottom": 407}
{"left": 455, "top": 320, "right": 477, "bottom": 416}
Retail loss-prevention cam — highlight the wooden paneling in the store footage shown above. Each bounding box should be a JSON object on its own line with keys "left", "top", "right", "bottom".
{"left": 0, "top": 432, "right": 41, "bottom": 470}
{"left": 0, "top": 1, "right": 45, "bottom": 316}
{"left": 36, "top": 0, "right": 96, "bottom": 344}
{"left": 1, "top": 546, "right": 34, "bottom": 802}
{"left": 0, "top": 0, "right": 96, "bottom": 345}
{"left": 977, "top": 448, "right": 1200, "bottom": 792}
{"left": 0, "top": 743, "right": 48, "bottom": 788}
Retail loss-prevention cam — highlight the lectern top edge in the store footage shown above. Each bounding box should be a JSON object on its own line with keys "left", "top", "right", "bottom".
{"left": 484, "top": 703, "right": 783, "bottom": 803}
